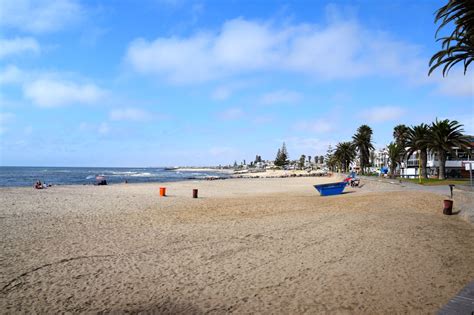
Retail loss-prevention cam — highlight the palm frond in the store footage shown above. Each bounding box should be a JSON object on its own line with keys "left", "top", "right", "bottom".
{"left": 429, "top": 0, "right": 474, "bottom": 76}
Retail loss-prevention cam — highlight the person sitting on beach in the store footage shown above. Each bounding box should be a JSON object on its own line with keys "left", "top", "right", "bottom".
{"left": 34, "top": 180, "right": 44, "bottom": 189}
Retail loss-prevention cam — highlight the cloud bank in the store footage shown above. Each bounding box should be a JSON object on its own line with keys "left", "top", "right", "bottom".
{"left": 125, "top": 18, "right": 420, "bottom": 84}
{"left": 0, "top": 0, "right": 83, "bottom": 33}
{"left": 125, "top": 16, "right": 473, "bottom": 98}
{"left": 0, "top": 37, "right": 40, "bottom": 59}
{"left": 24, "top": 79, "right": 106, "bottom": 108}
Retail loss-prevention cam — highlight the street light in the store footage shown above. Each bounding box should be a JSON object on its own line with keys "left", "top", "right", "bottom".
{"left": 418, "top": 150, "right": 422, "bottom": 184}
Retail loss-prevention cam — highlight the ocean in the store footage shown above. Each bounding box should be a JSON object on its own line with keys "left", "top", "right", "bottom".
{"left": 0, "top": 167, "right": 230, "bottom": 187}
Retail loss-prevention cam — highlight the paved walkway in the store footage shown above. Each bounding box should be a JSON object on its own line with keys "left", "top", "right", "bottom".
{"left": 359, "top": 176, "right": 452, "bottom": 196}
{"left": 438, "top": 281, "right": 474, "bottom": 314}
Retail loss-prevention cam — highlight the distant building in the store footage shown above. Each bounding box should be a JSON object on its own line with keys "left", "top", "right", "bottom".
{"left": 400, "top": 136, "right": 474, "bottom": 178}
{"left": 374, "top": 148, "right": 389, "bottom": 169}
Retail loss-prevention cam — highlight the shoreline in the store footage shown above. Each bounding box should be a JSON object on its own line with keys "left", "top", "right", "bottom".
{"left": 0, "top": 170, "right": 335, "bottom": 189}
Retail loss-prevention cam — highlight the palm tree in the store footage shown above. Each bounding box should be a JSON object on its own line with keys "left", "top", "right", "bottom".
{"left": 427, "top": 119, "right": 470, "bottom": 179}
{"left": 392, "top": 124, "right": 409, "bottom": 176}
{"left": 352, "top": 125, "right": 374, "bottom": 174}
{"left": 405, "top": 124, "right": 430, "bottom": 179}
{"left": 387, "top": 142, "right": 404, "bottom": 179}
{"left": 326, "top": 155, "right": 338, "bottom": 172}
{"left": 429, "top": 0, "right": 474, "bottom": 76}
{"left": 393, "top": 124, "right": 410, "bottom": 148}
{"left": 334, "top": 142, "right": 356, "bottom": 173}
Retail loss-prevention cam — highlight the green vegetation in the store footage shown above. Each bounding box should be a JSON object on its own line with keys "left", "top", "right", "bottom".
{"left": 274, "top": 142, "right": 289, "bottom": 167}
{"left": 429, "top": 0, "right": 474, "bottom": 76}
{"left": 387, "top": 142, "right": 404, "bottom": 179}
{"left": 352, "top": 125, "right": 374, "bottom": 175}
{"left": 393, "top": 124, "right": 410, "bottom": 149}
{"left": 334, "top": 142, "right": 356, "bottom": 173}
{"left": 298, "top": 154, "right": 306, "bottom": 169}
{"left": 405, "top": 123, "right": 430, "bottom": 179}
{"left": 400, "top": 178, "right": 470, "bottom": 186}
{"left": 427, "top": 119, "right": 471, "bottom": 179}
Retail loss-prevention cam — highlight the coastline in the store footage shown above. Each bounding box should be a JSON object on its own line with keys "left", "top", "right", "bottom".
{"left": 174, "top": 167, "right": 233, "bottom": 173}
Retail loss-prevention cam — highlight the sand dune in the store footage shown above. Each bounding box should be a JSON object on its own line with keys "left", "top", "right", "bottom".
{"left": 1, "top": 177, "right": 473, "bottom": 313}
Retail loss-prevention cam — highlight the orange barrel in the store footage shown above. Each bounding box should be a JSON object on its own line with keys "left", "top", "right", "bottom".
{"left": 159, "top": 187, "right": 166, "bottom": 197}
{"left": 192, "top": 189, "right": 198, "bottom": 198}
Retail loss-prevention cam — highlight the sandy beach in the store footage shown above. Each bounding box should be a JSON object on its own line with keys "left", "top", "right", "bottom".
{"left": 1, "top": 176, "right": 473, "bottom": 313}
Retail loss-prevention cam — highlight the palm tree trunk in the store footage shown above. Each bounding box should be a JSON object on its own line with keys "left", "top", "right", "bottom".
{"left": 438, "top": 151, "right": 446, "bottom": 179}
{"left": 420, "top": 149, "right": 428, "bottom": 179}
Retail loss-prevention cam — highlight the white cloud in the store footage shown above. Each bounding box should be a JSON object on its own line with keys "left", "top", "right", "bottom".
{"left": 0, "top": 67, "right": 109, "bottom": 109}
{"left": 210, "top": 79, "right": 258, "bottom": 101}
{"left": 293, "top": 118, "right": 334, "bottom": 133}
{"left": 0, "top": 65, "right": 25, "bottom": 84}
{"left": 430, "top": 70, "right": 474, "bottom": 97}
{"left": 109, "top": 108, "right": 153, "bottom": 122}
{"left": 24, "top": 79, "right": 106, "bottom": 108}
{"left": 211, "top": 86, "right": 232, "bottom": 101}
{"left": 125, "top": 17, "right": 419, "bottom": 84}
{"left": 0, "top": 112, "right": 15, "bottom": 124}
{"left": 124, "top": 14, "right": 471, "bottom": 98}
{"left": 217, "top": 107, "right": 244, "bottom": 120}
{"left": 259, "top": 89, "right": 302, "bottom": 105}
{"left": 0, "top": 0, "right": 83, "bottom": 33}
{"left": 360, "top": 106, "right": 405, "bottom": 123}
{"left": 0, "top": 37, "right": 40, "bottom": 59}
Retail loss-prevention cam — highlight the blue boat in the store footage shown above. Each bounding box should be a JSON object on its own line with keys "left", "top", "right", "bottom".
{"left": 313, "top": 182, "right": 346, "bottom": 196}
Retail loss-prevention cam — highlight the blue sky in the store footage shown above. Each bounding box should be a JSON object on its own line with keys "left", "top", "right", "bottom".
{"left": 0, "top": 0, "right": 473, "bottom": 167}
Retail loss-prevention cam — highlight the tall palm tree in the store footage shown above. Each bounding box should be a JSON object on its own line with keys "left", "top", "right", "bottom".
{"left": 392, "top": 124, "right": 409, "bottom": 176}
{"left": 405, "top": 124, "right": 430, "bottom": 179}
{"left": 334, "top": 142, "right": 356, "bottom": 173}
{"left": 427, "top": 119, "right": 470, "bottom": 179}
{"left": 352, "top": 125, "right": 374, "bottom": 174}
{"left": 429, "top": 0, "right": 474, "bottom": 76}
{"left": 393, "top": 124, "right": 410, "bottom": 148}
{"left": 387, "top": 142, "right": 404, "bottom": 179}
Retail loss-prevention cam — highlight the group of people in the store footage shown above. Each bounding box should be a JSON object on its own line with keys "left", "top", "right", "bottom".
{"left": 34, "top": 180, "right": 52, "bottom": 189}
{"left": 34, "top": 180, "right": 44, "bottom": 189}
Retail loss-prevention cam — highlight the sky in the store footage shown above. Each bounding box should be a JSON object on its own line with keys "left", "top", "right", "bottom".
{"left": 0, "top": 0, "right": 473, "bottom": 167}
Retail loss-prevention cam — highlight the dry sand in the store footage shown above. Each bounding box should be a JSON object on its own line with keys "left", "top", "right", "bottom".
{"left": 1, "top": 176, "right": 473, "bottom": 313}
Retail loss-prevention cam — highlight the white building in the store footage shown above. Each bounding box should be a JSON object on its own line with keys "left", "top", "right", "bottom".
{"left": 400, "top": 137, "right": 474, "bottom": 178}
{"left": 373, "top": 148, "right": 389, "bottom": 169}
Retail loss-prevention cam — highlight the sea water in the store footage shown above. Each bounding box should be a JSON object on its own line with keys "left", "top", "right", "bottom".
{"left": 0, "top": 166, "right": 229, "bottom": 187}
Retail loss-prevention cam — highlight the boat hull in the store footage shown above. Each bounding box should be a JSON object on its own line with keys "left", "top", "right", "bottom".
{"left": 313, "top": 182, "right": 346, "bottom": 196}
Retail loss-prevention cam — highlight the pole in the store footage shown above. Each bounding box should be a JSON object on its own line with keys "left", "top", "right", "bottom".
{"left": 418, "top": 151, "right": 422, "bottom": 184}
{"left": 470, "top": 162, "right": 473, "bottom": 190}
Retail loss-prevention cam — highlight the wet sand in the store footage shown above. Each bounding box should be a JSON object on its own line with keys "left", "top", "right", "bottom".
{"left": 1, "top": 176, "right": 473, "bottom": 313}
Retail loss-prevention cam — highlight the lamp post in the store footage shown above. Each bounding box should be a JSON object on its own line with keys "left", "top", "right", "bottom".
{"left": 418, "top": 150, "right": 422, "bottom": 184}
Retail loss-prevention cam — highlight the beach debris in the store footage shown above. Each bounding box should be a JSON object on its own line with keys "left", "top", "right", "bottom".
{"left": 159, "top": 187, "right": 166, "bottom": 197}
{"left": 443, "top": 199, "right": 453, "bottom": 215}
{"left": 193, "top": 189, "right": 198, "bottom": 198}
